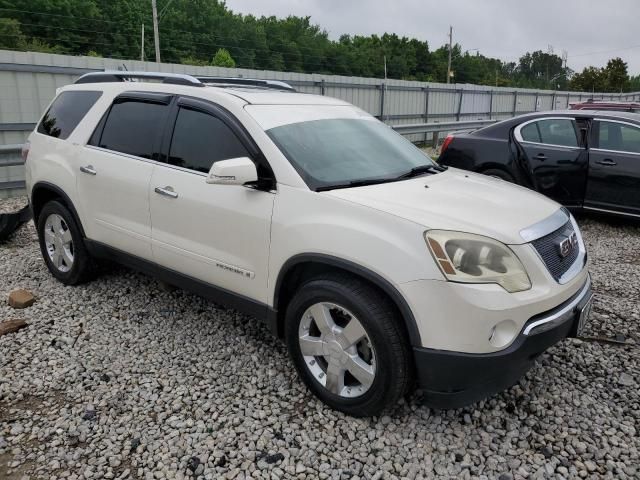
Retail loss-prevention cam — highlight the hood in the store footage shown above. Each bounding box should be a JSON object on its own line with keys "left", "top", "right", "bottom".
{"left": 323, "top": 168, "right": 561, "bottom": 245}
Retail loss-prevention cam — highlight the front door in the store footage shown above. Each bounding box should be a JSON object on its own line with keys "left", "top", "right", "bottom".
{"left": 585, "top": 119, "right": 640, "bottom": 216}
{"left": 77, "top": 94, "right": 171, "bottom": 260}
{"left": 514, "top": 117, "right": 588, "bottom": 207}
{"left": 150, "top": 99, "right": 275, "bottom": 303}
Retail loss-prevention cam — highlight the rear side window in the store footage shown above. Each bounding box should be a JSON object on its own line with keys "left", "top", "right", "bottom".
{"left": 598, "top": 121, "right": 640, "bottom": 153}
{"left": 168, "top": 107, "right": 251, "bottom": 173}
{"left": 519, "top": 119, "right": 578, "bottom": 147}
{"left": 537, "top": 119, "right": 578, "bottom": 147}
{"left": 37, "top": 91, "right": 101, "bottom": 139}
{"left": 520, "top": 123, "right": 541, "bottom": 143}
{"left": 97, "top": 100, "right": 168, "bottom": 159}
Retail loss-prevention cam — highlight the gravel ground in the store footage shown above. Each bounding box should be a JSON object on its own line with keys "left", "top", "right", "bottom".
{"left": 1, "top": 197, "right": 638, "bottom": 480}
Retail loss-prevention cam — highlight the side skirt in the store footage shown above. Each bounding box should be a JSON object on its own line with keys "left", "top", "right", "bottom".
{"left": 85, "top": 239, "right": 279, "bottom": 335}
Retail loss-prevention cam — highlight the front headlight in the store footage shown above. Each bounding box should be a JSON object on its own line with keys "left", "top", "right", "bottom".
{"left": 425, "top": 230, "right": 532, "bottom": 293}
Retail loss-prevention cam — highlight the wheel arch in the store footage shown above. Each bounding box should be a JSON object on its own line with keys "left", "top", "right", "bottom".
{"left": 273, "top": 253, "right": 422, "bottom": 346}
{"left": 479, "top": 165, "right": 516, "bottom": 179}
{"left": 31, "top": 182, "right": 86, "bottom": 237}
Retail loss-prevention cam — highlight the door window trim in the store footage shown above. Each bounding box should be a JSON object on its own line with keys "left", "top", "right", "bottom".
{"left": 513, "top": 117, "right": 584, "bottom": 150}
{"left": 591, "top": 118, "right": 640, "bottom": 156}
{"left": 88, "top": 91, "right": 173, "bottom": 161}
{"left": 159, "top": 95, "right": 275, "bottom": 184}
{"left": 84, "top": 145, "right": 208, "bottom": 177}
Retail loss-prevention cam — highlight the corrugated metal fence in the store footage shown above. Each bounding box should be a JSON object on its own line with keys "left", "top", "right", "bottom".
{"left": 1, "top": 49, "right": 639, "bottom": 197}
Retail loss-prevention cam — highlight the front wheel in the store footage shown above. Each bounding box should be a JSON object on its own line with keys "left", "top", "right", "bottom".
{"left": 285, "top": 273, "right": 413, "bottom": 416}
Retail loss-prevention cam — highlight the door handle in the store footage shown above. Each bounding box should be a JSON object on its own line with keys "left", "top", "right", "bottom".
{"left": 595, "top": 158, "right": 617, "bottom": 166}
{"left": 80, "top": 165, "right": 97, "bottom": 175}
{"left": 154, "top": 186, "right": 178, "bottom": 198}
{"left": 534, "top": 153, "right": 547, "bottom": 161}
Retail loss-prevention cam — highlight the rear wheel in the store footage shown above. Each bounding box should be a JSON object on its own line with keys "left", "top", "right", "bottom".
{"left": 37, "top": 201, "right": 93, "bottom": 285}
{"left": 482, "top": 168, "right": 515, "bottom": 182}
{"left": 285, "top": 273, "right": 412, "bottom": 416}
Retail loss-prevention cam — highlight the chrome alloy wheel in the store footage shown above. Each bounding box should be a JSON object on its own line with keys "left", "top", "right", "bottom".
{"left": 298, "top": 302, "right": 376, "bottom": 398}
{"left": 43, "top": 213, "right": 74, "bottom": 273}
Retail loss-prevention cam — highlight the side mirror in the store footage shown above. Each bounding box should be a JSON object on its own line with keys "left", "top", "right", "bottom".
{"left": 206, "top": 157, "right": 258, "bottom": 186}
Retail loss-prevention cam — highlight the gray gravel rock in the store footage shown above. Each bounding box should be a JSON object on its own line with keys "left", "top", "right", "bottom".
{"left": 0, "top": 200, "right": 638, "bottom": 479}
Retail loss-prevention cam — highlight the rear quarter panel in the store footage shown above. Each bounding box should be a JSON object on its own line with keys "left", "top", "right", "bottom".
{"left": 439, "top": 133, "right": 531, "bottom": 186}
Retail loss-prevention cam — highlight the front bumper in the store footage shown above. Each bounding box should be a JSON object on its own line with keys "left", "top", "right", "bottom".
{"left": 413, "top": 276, "right": 593, "bottom": 409}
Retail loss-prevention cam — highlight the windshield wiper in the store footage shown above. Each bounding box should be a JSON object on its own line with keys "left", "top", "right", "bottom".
{"left": 316, "top": 164, "right": 449, "bottom": 192}
{"left": 395, "top": 163, "right": 448, "bottom": 180}
{"left": 316, "top": 177, "right": 395, "bottom": 192}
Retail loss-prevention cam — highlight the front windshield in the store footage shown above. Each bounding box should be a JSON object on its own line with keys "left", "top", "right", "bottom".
{"left": 267, "top": 118, "right": 436, "bottom": 190}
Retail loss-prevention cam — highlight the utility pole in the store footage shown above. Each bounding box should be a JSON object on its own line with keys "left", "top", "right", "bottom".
{"left": 151, "top": 0, "right": 161, "bottom": 63}
{"left": 140, "top": 23, "right": 145, "bottom": 61}
{"left": 447, "top": 26, "right": 453, "bottom": 84}
{"left": 383, "top": 55, "right": 387, "bottom": 79}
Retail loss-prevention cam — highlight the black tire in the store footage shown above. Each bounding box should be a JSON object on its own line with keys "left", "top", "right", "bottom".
{"left": 482, "top": 168, "right": 515, "bottom": 182}
{"left": 285, "top": 273, "right": 413, "bottom": 417}
{"left": 37, "top": 200, "right": 93, "bottom": 285}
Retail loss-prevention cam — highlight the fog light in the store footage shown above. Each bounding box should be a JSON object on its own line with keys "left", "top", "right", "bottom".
{"left": 488, "top": 319, "right": 518, "bottom": 348}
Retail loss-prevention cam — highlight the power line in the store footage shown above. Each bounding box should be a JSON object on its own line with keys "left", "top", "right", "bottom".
{"left": 0, "top": 31, "right": 345, "bottom": 72}
{"left": 0, "top": 5, "right": 448, "bottom": 61}
{"left": 1, "top": 18, "right": 363, "bottom": 69}
{"left": 570, "top": 44, "right": 640, "bottom": 58}
{"left": 0, "top": 6, "right": 150, "bottom": 25}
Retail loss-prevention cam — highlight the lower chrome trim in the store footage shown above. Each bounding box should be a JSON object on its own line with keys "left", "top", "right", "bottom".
{"left": 522, "top": 276, "right": 591, "bottom": 336}
{"left": 584, "top": 206, "right": 640, "bottom": 219}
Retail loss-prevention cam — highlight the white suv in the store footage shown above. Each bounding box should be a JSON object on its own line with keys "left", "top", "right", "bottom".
{"left": 24, "top": 72, "right": 592, "bottom": 416}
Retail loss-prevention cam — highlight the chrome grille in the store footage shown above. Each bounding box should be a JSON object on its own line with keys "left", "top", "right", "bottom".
{"left": 531, "top": 220, "right": 580, "bottom": 281}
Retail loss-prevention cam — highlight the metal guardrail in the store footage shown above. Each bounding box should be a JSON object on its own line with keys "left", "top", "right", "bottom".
{"left": 392, "top": 119, "right": 496, "bottom": 135}
{"left": 392, "top": 119, "right": 497, "bottom": 147}
{"left": 0, "top": 144, "right": 26, "bottom": 191}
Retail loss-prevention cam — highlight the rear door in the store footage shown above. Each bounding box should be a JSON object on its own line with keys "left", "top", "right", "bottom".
{"left": 585, "top": 119, "right": 640, "bottom": 216}
{"left": 79, "top": 92, "right": 171, "bottom": 260}
{"left": 514, "top": 117, "right": 588, "bottom": 207}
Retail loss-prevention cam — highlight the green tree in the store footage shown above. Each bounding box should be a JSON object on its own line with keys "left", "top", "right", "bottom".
{"left": 211, "top": 48, "right": 236, "bottom": 67}
{"left": 0, "top": 17, "right": 25, "bottom": 49}
{"left": 604, "top": 57, "right": 629, "bottom": 93}
{"left": 0, "top": 0, "right": 636, "bottom": 89}
{"left": 570, "top": 66, "right": 607, "bottom": 92}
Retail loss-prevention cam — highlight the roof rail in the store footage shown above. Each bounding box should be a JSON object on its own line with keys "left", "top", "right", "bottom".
{"left": 74, "top": 71, "right": 296, "bottom": 92}
{"left": 75, "top": 71, "right": 204, "bottom": 87}
{"left": 195, "top": 77, "right": 296, "bottom": 92}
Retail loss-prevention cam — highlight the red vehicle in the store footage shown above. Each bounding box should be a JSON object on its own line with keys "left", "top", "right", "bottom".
{"left": 570, "top": 99, "right": 640, "bottom": 113}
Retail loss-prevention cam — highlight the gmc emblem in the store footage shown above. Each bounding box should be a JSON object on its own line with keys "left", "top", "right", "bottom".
{"left": 558, "top": 232, "right": 578, "bottom": 258}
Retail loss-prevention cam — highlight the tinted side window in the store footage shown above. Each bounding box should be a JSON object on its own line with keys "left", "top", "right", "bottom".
{"left": 520, "top": 123, "right": 541, "bottom": 143}
{"left": 168, "top": 107, "right": 251, "bottom": 173}
{"left": 537, "top": 119, "right": 578, "bottom": 147}
{"left": 598, "top": 121, "right": 640, "bottom": 153}
{"left": 97, "top": 100, "right": 168, "bottom": 159}
{"left": 37, "top": 91, "right": 102, "bottom": 139}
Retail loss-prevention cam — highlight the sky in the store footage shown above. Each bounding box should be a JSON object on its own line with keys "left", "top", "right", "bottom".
{"left": 225, "top": 0, "right": 640, "bottom": 75}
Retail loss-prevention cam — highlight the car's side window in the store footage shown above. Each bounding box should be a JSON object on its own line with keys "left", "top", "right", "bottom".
{"left": 598, "top": 121, "right": 640, "bottom": 154}
{"left": 94, "top": 100, "right": 169, "bottom": 159}
{"left": 168, "top": 107, "right": 251, "bottom": 173}
{"left": 536, "top": 119, "right": 579, "bottom": 147}
{"left": 519, "top": 119, "right": 579, "bottom": 147}
{"left": 520, "top": 122, "right": 541, "bottom": 143}
{"left": 37, "top": 90, "right": 102, "bottom": 140}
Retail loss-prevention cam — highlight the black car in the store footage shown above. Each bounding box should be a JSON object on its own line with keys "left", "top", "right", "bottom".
{"left": 439, "top": 110, "right": 640, "bottom": 218}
